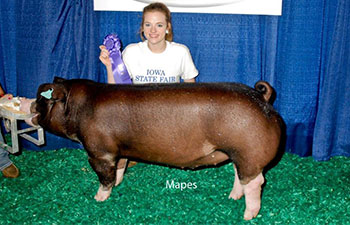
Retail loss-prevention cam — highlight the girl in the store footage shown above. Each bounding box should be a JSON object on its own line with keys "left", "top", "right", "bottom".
{"left": 99, "top": 2, "right": 198, "bottom": 84}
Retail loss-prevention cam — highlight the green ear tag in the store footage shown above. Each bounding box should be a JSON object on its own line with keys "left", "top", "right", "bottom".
{"left": 41, "top": 88, "right": 53, "bottom": 99}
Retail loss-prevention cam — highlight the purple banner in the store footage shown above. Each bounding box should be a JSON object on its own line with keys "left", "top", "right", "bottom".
{"left": 103, "top": 34, "right": 132, "bottom": 84}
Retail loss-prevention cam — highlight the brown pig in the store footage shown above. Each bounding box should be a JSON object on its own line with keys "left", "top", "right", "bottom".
{"left": 30, "top": 77, "right": 283, "bottom": 220}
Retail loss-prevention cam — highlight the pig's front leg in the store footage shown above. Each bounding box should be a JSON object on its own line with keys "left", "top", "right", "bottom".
{"left": 229, "top": 164, "right": 244, "bottom": 200}
{"left": 242, "top": 173, "right": 265, "bottom": 220}
{"left": 115, "top": 158, "right": 127, "bottom": 186}
{"left": 88, "top": 156, "right": 116, "bottom": 201}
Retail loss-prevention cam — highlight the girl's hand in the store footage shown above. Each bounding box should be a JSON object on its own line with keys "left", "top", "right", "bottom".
{"left": 0, "top": 94, "right": 13, "bottom": 100}
{"left": 99, "top": 45, "right": 112, "bottom": 68}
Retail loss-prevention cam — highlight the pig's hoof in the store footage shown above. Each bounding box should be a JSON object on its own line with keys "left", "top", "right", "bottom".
{"left": 228, "top": 190, "right": 243, "bottom": 200}
{"left": 243, "top": 207, "right": 260, "bottom": 220}
{"left": 94, "top": 193, "right": 110, "bottom": 202}
{"left": 94, "top": 188, "right": 111, "bottom": 201}
{"left": 228, "top": 186, "right": 244, "bottom": 200}
{"left": 115, "top": 168, "right": 125, "bottom": 186}
{"left": 115, "top": 178, "right": 123, "bottom": 187}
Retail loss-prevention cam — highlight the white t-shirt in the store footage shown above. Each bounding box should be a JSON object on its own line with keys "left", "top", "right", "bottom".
{"left": 122, "top": 41, "right": 198, "bottom": 84}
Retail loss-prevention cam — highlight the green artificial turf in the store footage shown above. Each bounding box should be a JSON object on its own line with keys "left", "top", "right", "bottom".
{"left": 1, "top": 148, "right": 349, "bottom": 225}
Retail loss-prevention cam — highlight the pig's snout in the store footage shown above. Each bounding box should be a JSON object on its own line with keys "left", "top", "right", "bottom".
{"left": 29, "top": 100, "right": 36, "bottom": 114}
{"left": 19, "top": 98, "right": 39, "bottom": 126}
{"left": 19, "top": 98, "right": 35, "bottom": 114}
{"left": 29, "top": 101, "right": 40, "bottom": 126}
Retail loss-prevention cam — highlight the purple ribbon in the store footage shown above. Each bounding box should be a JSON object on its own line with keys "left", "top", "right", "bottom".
{"left": 103, "top": 34, "right": 132, "bottom": 84}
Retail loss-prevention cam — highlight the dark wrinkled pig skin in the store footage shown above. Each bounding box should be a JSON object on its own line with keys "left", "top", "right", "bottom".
{"left": 31, "top": 77, "right": 283, "bottom": 220}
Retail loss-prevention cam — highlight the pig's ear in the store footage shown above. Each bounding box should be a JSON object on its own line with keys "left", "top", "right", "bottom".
{"left": 37, "top": 84, "right": 54, "bottom": 100}
{"left": 38, "top": 84, "right": 67, "bottom": 102}
{"left": 53, "top": 77, "right": 66, "bottom": 84}
{"left": 50, "top": 84, "right": 67, "bottom": 101}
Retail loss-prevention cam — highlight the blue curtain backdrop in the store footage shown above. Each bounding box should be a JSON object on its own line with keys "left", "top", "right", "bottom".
{"left": 0, "top": 0, "right": 349, "bottom": 160}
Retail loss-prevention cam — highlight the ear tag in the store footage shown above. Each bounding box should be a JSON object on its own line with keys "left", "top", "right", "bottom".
{"left": 41, "top": 88, "right": 54, "bottom": 99}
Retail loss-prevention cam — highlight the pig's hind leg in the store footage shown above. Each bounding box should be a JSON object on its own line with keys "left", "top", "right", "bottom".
{"left": 228, "top": 161, "right": 265, "bottom": 220}
{"left": 242, "top": 173, "right": 265, "bottom": 220}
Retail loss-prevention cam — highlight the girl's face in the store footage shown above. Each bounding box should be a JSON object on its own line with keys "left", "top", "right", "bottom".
{"left": 143, "top": 11, "right": 169, "bottom": 46}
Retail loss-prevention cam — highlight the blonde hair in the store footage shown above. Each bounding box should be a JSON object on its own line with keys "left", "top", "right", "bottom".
{"left": 140, "top": 2, "right": 173, "bottom": 42}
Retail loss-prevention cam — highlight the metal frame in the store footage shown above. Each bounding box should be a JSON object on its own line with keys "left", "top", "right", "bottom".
{"left": 0, "top": 106, "right": 44, "bottom": 154}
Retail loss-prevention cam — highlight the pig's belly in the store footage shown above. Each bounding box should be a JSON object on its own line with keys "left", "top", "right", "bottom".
{"left": 124, "top": 147, "right": 230, "bottom": 169}
{"left": 179, "top": 150, "right": 230, "bottom": 168}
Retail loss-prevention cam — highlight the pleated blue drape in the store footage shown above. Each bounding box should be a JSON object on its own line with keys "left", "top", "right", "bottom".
{"left": 0, "top": 0, "right": 16, "bottom": 95}
{"left": 1, "top": 0, "right": 100, "bottom": 150}
{"left": 312, "top": 0, "right": 350, "bottom": 160}
{"left": 0, "top": 0, "right": 349, "bottom": 160}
